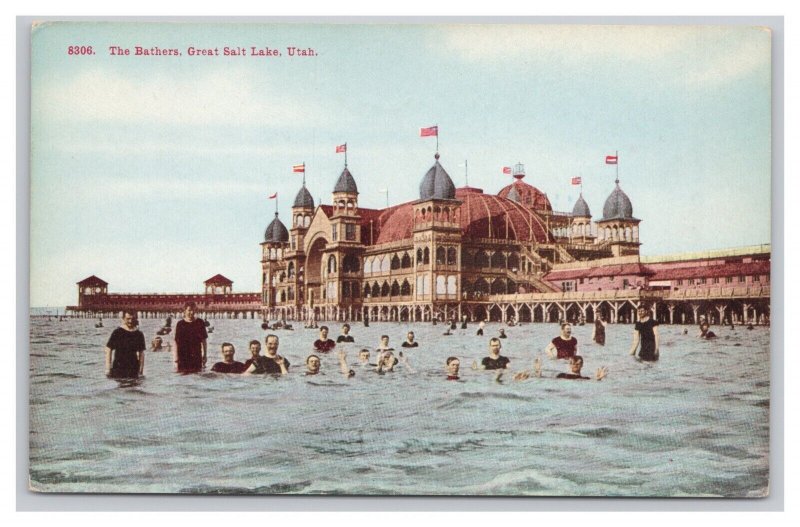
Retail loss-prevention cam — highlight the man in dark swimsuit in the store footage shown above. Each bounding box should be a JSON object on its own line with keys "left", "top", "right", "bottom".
{"left": 104, "top": 310, "right": 146, "bottom": 378}
{"left": 244, "top": 334, "right": 289, "bottom": 375}
{"left": 556, "top": 355, "right": 608, "bottom": 381}
{"left": 313, "top": 326, "right": 336, "bottom": 353}
{"left": 173, "top": 302, "right": 208, "bottom": 373}
{"left": 336, "top": 323, "right": 355, "bottom": 343}
{"left": 472, "top": 338, "right": 510, "bottom": 370}
{"left": 546, "top": 323, "right": 578, "bottom": 359}
{"left": 593, "top": 316, "right": 606, "bottom": 346}
{"left": 629, "top": 306, "right": 660, "bottom": 361}
{"left": 699, "top": 323, "right": 718, "bottom": 339}
{"left": 211, "top": 342, "right": 247, "bottom": 373}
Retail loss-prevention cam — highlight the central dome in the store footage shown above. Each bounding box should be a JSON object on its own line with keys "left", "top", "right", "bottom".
{"left": 497, "top": 180, "right": 552, "bottom": 212}
{"left": 602, "top": 183, "right": 634, "bottom": 220}
{"left": 419, "top": 155, "right": 456, "bottom": 200}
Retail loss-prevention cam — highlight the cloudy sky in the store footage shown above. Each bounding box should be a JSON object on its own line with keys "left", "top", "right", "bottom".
{"left": 30, "top": 22, "right": 772, "bottom": 307}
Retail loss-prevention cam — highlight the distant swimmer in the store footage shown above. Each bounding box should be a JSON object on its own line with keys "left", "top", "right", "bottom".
{"left": 592, "top": 316, "right": 607, "bottom": 346}
{"left": 376, "top": 350, "right": 399, "bottom": 373}
{"left": 95, "top": 317, "right": 104, "bottom": 328}
{"left": 336, "top": 323, "right": 355, "bottom": 343}
{"left": 243, "top": 334, "right": 289, "bottom": 375}
{"left": 498, "top": 328, "right": 508, "bottom": 339}
{"left": 472, "top": 337, "right": 510, "bottom": 370}
{"left": 401, "top": 331, "right": 419, "bottom": 348}
{"left": 363, "top": 315, "right": 369, "bottom": 327}
{"left": 699, "top": 323, "right": 718, "bottom": 340}
{"left": 461, "top": 316, "right": 468, "bottom": 330}
{"left": 446, "top": 356, "right": 461, "bottom": 380}
{"left": 449, "top": 318, "right": 457, "bottom": 330}
{"left": 174, "top": 302, "right": 208, "bottom": 373}
{"left": 477, "top": 321, "right": 485, "bottom": 336}
{"left": 211, "top": 342, "right": 247, "bottom": 374}
{"left": 357, "top": 348, "right": 372, "bottom": 367}
{"left": 313, "top": 326, "right": 336, "bottom": 353}
{"left": 150, "top": 336, "right": 170, "bottom": 352}
{"left": 304, "top": 354, "right": 322, "bottom": 376}
{"left": 545, "top": 323, "right": 577, "bottom": 360}
{"left": 376, "top": 335, "right": 392, "bottom": 351}
{"left": 628, "top": 305, "right": 660, "bottom": 362}
{"left": 747, "top": 323, "right": 754, "bottom": 330}
{"left": 104, "top": 310, "right": 146, "bottom": 379}
{"left": 261, "top": 320, "right": 270, "bottom": 330}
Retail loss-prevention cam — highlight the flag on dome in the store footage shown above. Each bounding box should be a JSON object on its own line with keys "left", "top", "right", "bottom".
{"left": 336, "top": 144, "right": 347, "bottom": 153}
{"left": 268, "top": 192, "right": 277, "bottom": 199}
{"left": 571, "top": 177, "right": 582, "bottom": 185}
{"left": 503, "top": 167, "right": 512, "bottom": 174}
{"left": 605, "top": 155, "right": 618, "bottom": 164}
{"left": 420, "top": 125, "right": 438, "bottom": 137}
{"left": 292, "top": 163, "right": 305, "bottom": 173}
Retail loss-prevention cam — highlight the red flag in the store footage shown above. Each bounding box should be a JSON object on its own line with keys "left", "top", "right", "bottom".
{"left": 605, "top": 155, "right": 618, "bottom": 165}
{"left": 292, "top": 163, "right": 305, "bottom": 173}
{"left": 502, "top": 166, "right": 512, "bottom": 175}
{"left": 420, "top": 125, "right": 438, "bottom": 137}
{"left": 571, "top": 177, "right": 582, "bottom": 185}
{"left": 268, "top": 192, "right": 277, "bottom": 199}
{"left": 336, "top": 144, "right": 347, "bottom": 153}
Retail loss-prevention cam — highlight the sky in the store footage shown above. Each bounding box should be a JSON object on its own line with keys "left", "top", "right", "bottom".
{"left": 29, "top": 22, "right": 772, "bottom": 307}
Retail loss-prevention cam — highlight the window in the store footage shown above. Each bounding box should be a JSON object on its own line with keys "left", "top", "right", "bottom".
{"left": 345, "top": 223, "right": 356, "bottom": 241}
{"left": 725, "top": 276, "right": 733, "bottom": 284}
{"left": 698, "top": 278, "right": 706, "bottom": 285}
{"left": 688, "top": 279, "right": 694, "bottom": 285}
{"left": 291, "top": 235, "right": 296, "bottom": 250}
{"left": 562, "top": 282, "right": 574, "bottom": 292}
{"left": 753, "top": 275, "right": 761, "bottom": 282}
{"left": 712, "top": 277, "right": 719, "bottom": 284}
{"left": 676, "top": 279, "right": 683, "bottom": 286}
{"left": 331, "top": 225, "right": 338, "bottom": 241}
{"left": 738, "top": 276, "right": 746, "bottom": 283}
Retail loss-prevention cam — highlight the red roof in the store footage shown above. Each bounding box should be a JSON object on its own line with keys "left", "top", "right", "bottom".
{"left": 648, "top": 261, "right": 770, "bottom": 281}
{"left": 497, "top": 179, "right": 553, "bottom": 211}
{"left": 367, "top": 189, "right": 551, "bottom": 245}
{"left": 77, "top": 275, "right": 108, "bottom": 286}
{"left": 204, "top": 274, "right": 233, "bottom": 285}
{"left": 545, "top": 263, "right": 654, "bottom": 281}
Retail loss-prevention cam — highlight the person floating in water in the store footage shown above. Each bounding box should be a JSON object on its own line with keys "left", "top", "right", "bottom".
{"left": 628, "top": 305, "right": 660, "bottom": 361}
{"left": 472, "top": 337, "right": 510, "bottom": 370}
{"left": 211, "top": 342, "right": 247, "bottom": 374}
{"left": 313, "top": 326, "right": 336, "bottom": 353}
{"left": 545, "top": 323, "right": 577, "bottom": 360}
{"left": 592, "top": 316, "right": 607, "bottom": 346}
{"left": 445, "top": 356, "right": 460, "bottom": 380}
{"left": 173, "top": 302, "right": 207, "bottom": 373}
{"left": 336, "top": 323, "right": 355, "bottom": 343}
{"left": 104, "top": 310, "right": 146, "bottom": 379}
{"left": 698, "top": 323, "right": 717, "bottom": 339}
{"left": 401, "top": 331, "right": 419, "bottom": 348}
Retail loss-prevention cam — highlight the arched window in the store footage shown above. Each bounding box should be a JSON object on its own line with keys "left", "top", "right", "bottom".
{"left": 436, "top": 246, "right": 446, "bottom": 265}
{"left": 391, "top": 254, "right": 401, "bottom": 270}
{"left": 474, "top": 278, "right": 489, "bottom": 294}
{"left": 416, "top": 248, "right": 424, "bottom": 266}
{"left": 288, "top": 262, "right": 295, "bottom": 278}
{"left": 341, "top": 282, "right": 350, "bottom": 298}
{"left": 364, "top": 283, "right": 371, "bottom": 297}
{"left": 381, "top": 281, "right": 390, "bottom": 297}
{"left": 401, "top": 253, "right": 411, "bottom": 268}
{"left": 491, "top": 251, "right": 506, "bottom": 269}
{"left": 506, "top": 279, "right": 516, "bottom": 294}
{"left": 507, "top": 253, "right": 519, "bottom": 271}
{"left": 476, "top": 250, "right": 489, "bottom": 268}
{"left": 423, "top": 247, "right": 430, "bottom": 264}
{"left": 342, "top": 253, "right": 359, "bottom": 273}
{"left": 436, "top": 275, "right": 446, "bottom": 294}
{"left": 380, "top": 256, "right": 390, "bottom": 273}
{"left": 391, "top": 280, "right": 400, "bottom": 296}
{"left": 303, "top": 216, "right": 310, "bottom": 228}
{"left": 401, "top": 279, "right": 411, "bottom": 296}
{"left": 447, "top": 247, "right": 457, "bottom": 265}
{"left": 447, "top": 276, "right": 457, "bottom": 295}
{"left": 371, "top": 257, "right": 381, "bottom": 274}
{"left": 279, "top": 272, "right": 286, "bottom": 282}
{"left": 328, "top": 255, "right": 337, "bottom": 274}
{"left": 371, "top": 282, "right": 380, "bottom": 298}
{"left": 462, "top": 249, "right": 474, "bottom": 268}
{"left": 364, "top": 257, "right": 372, "bottom": 274}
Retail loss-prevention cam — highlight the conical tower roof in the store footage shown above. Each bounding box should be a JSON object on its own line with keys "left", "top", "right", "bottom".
{"left": 572, "top": 193, "right": 591, "bottom": 217}
{"left": 293, "top": 184, "right": 315, "bottom": 208}
{"left": 602, "top": 182, "right": 634, "bottom": 221}
{"left": 264, "top": 213, "right": 289, "bottom": 243}
{"left": 419, "top": 154, "right": 456, "bottom": 200}
{"left": 333, "top": 167, "right": 358, "bottom": 194}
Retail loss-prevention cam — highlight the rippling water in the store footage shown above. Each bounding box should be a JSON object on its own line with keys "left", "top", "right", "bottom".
{"left": 28, "top": 317, "right": 770, "bottom": 496}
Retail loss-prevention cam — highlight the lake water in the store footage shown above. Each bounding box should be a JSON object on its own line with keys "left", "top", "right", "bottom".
{"left": 28, "top": 317, "right": 770, "bottom": 496}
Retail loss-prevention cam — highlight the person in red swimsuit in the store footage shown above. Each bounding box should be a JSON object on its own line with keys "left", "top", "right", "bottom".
{"left": 545, "top": 322, "right": 578, "bottom": 359}
{"left": 313, "top": 326, "right": 336, "bottom": 353}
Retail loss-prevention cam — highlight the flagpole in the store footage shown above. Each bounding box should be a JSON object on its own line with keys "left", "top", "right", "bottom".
{"left": 465, "top": 159, "right": 469, "bottom": 186}
{"left": 344, "top": 144, "right": 348, "bottom": 168}
{"left": 615, "top": 150, "right": 619, "bottom": 183}
{"left": 436, "top": 124, "right": 439, "bottom": 154}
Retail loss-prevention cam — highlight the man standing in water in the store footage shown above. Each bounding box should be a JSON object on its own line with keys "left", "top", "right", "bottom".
{"left": 104, "top": 310, "right": 146, "bottom": 378}
{"left": 472, "top": 338, "right": 510, "bottom": 370}
{"left": 545, "top": 323, "right": 578, "bottom": 360}
{"left": 337, "top": 323, "right": 355, "bottom": 343}
{"left": 211, "top": 343, "right": 247, "bottom": 374}
{"left": 249, "top": 334, "right": 289, "bottom": 375}
{"left": 628, "top": 305, "right": 660, "bottom": 361}
{"left": 592, "top": 315, "right": 607, "bottom": 346}
{"left": 313, "top": 326, "right": 336, "bottom": 353}
{"left": 445, "top": 357, "right": 461, "bottom": 380}
{"left": 173, "top": 302, "right": 208, "bottom": 373}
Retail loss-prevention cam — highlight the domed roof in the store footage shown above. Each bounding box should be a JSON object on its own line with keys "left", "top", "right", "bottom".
{"left": 602, "top": 182, "right": 634, "bottom": 221}
{"left": 333, "top": 167, "right": 358, "bottom": 194}
{"left": 372, "top": 187, "right": 551, "bottom": 244}
{"left": 572, "top": 193, "right": 591, "bottom": 217}
{"left": 419, "top": 154, "right": 456, "bottom": 200}
{"left": 293, "top": 184, "right": 315, "bottom": 208}
{"left": 264, "top": 213, "right": 289, "bottom": 243}
{"left": 497, "top": 180, "right": 552, "bottom": 212}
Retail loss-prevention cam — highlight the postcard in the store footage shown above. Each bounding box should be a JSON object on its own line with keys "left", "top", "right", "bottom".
{"left": 28, "top": 21, "right": 771, "bottom": 496}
